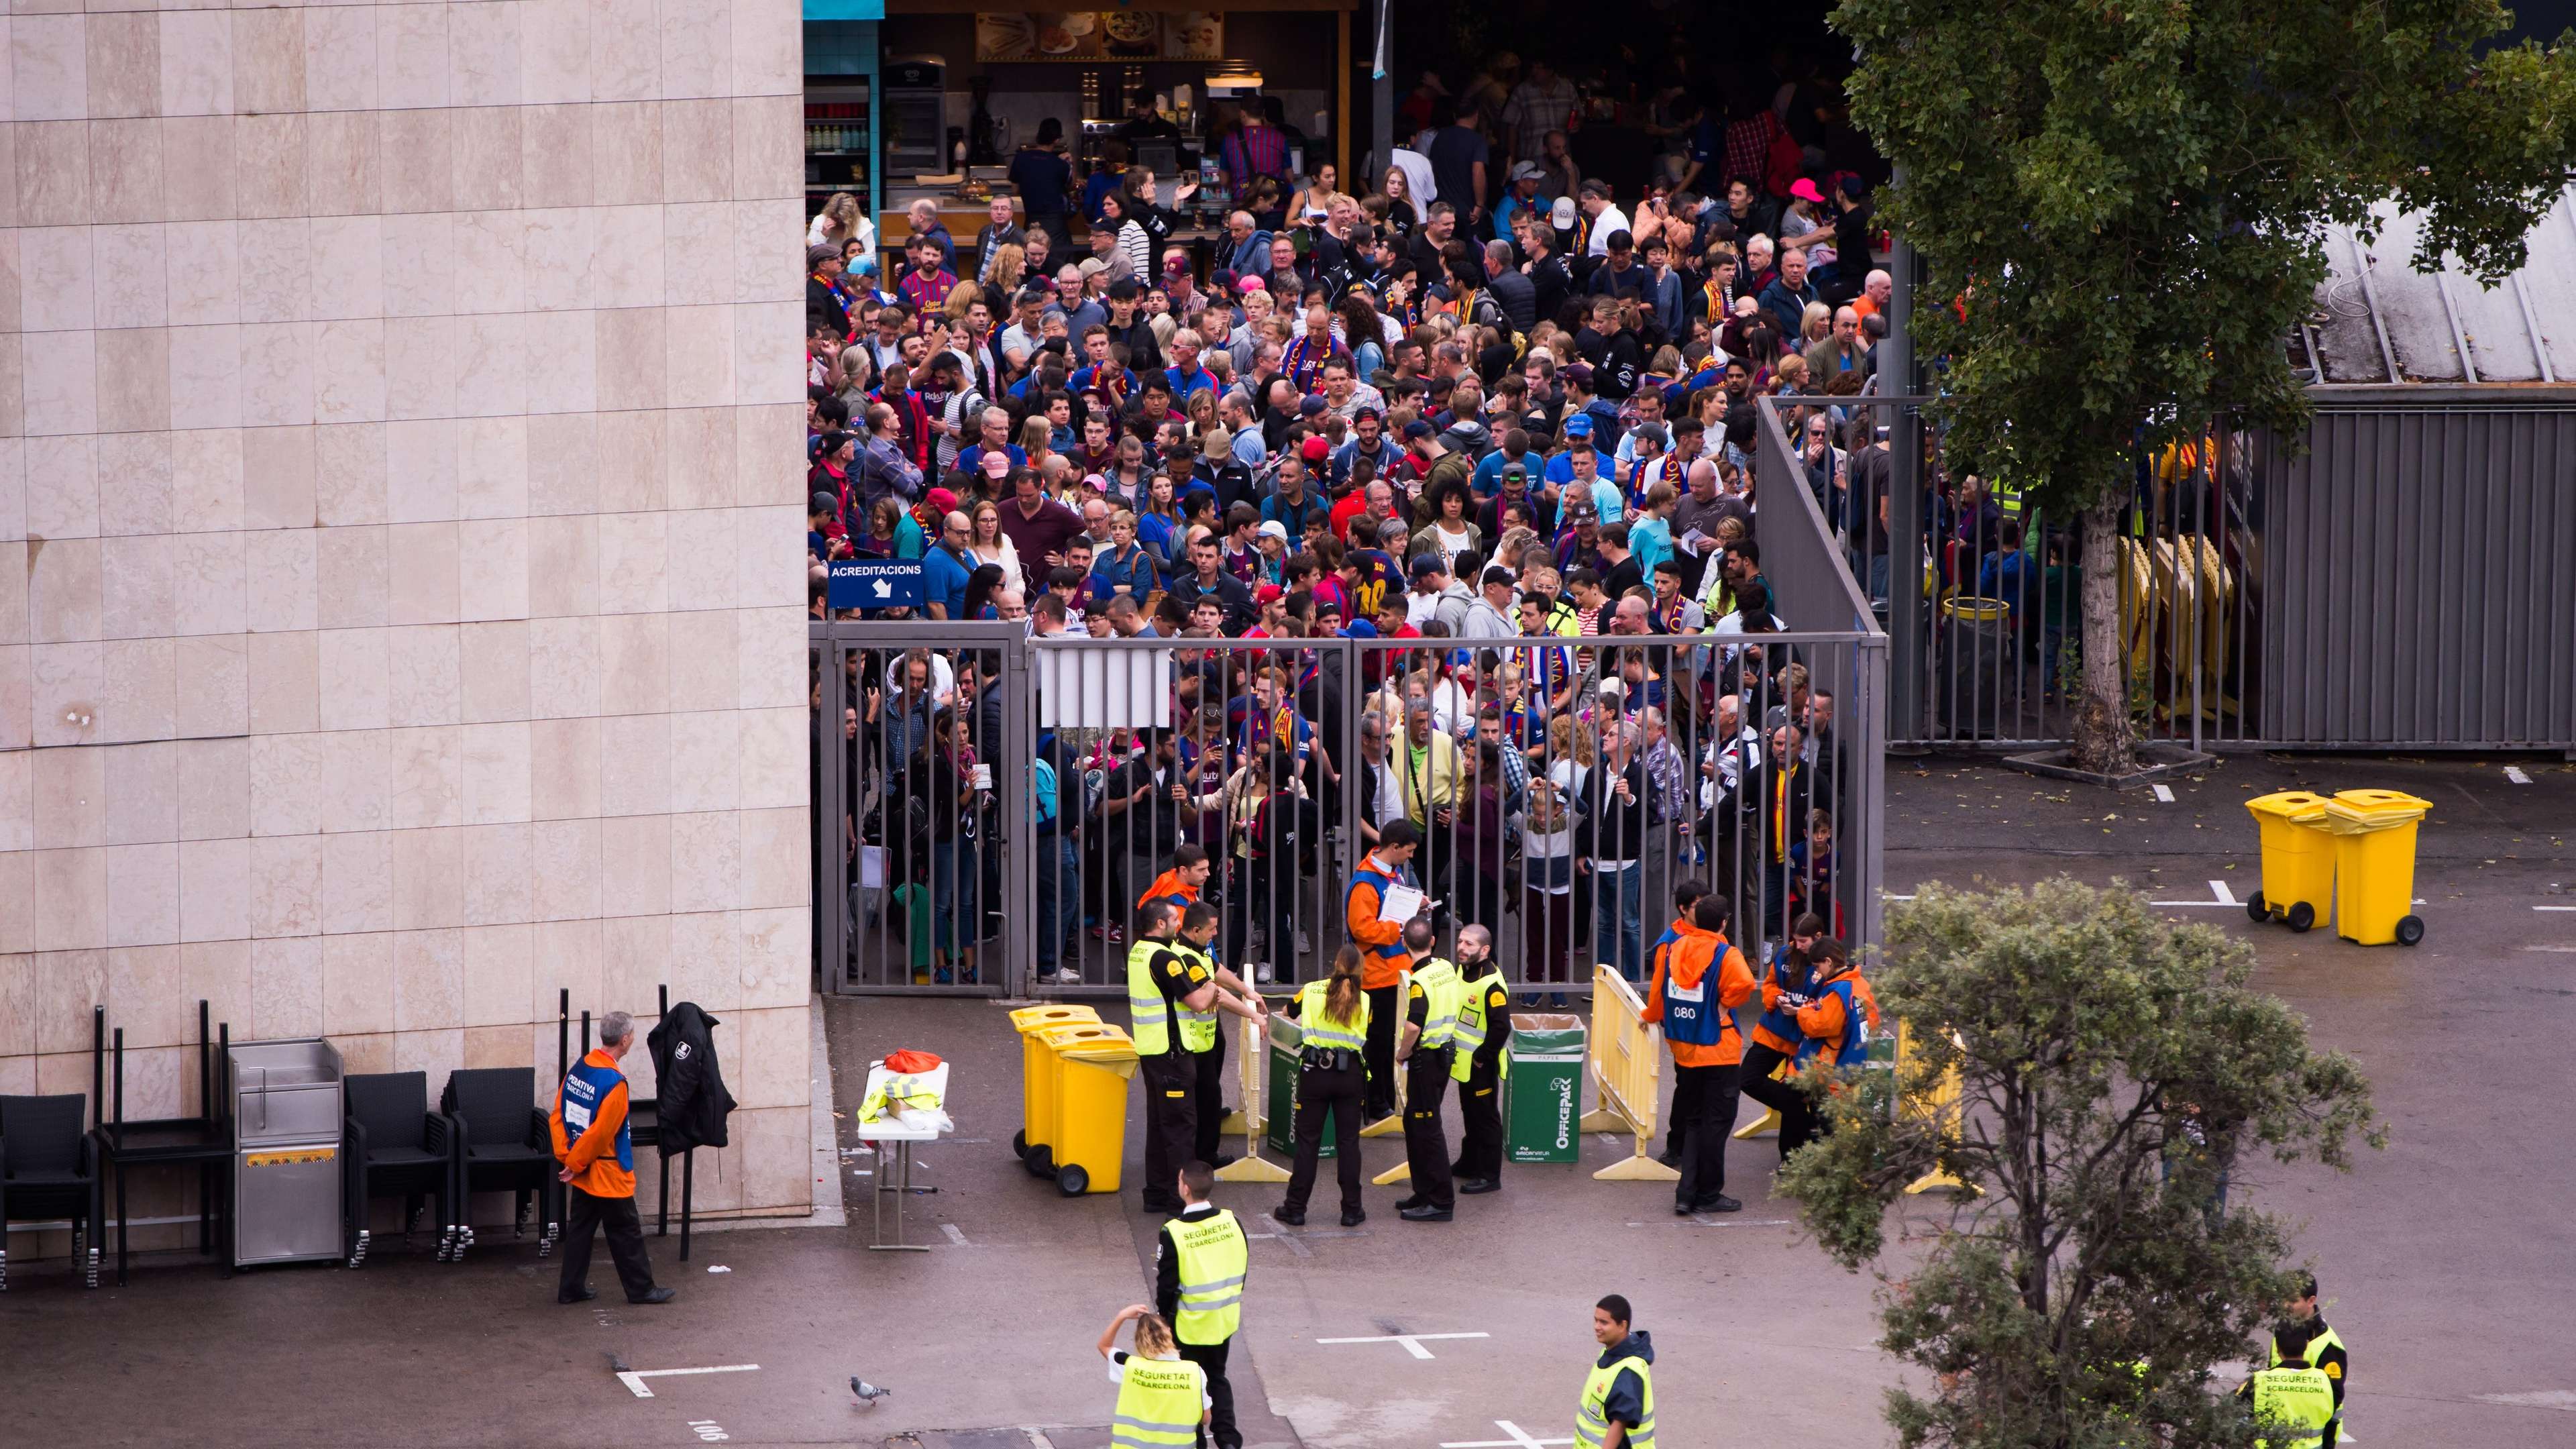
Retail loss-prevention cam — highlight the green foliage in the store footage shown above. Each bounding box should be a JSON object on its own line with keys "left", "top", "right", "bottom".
{"left": 1834, "top": 0, "right": 2576, "bottom": 511}
{"left": 1778, "top": 879, "right": 2383, "bottom": 1449}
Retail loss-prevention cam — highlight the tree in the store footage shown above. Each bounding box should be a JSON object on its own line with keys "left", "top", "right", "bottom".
{"left": 1780, "top": 879, "right": 2383, "bottom": 1449}
{"left": 1835, "top": 0, "right": 2576, "bottom": 773}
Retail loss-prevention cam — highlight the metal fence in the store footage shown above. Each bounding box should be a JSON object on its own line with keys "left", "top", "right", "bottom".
{"left": 808, "top": 625, "right": 1886, "bottom": 999}
{"left": 1827, "top": 387, "right": 2576, "bottom": 753}
{"left": 2254, "top": 401, "right": 2576, "bottom": 749}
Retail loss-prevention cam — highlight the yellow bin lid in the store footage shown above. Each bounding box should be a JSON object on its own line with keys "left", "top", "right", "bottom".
{"left": 1941, "top": 596, "right": 2010, "bottom": 622}
{"left": 2322, "top": 789, "right": 2430, "bottom": 831}
{"left": 1012, "top": 1004, "right": 1101, "bottom": 1034}
{"left": 2244, "top": 790, "right": 2332, "bottom": 821}
{"left": 1040, "top": 1023, "right": 1137, "bottom": 1063}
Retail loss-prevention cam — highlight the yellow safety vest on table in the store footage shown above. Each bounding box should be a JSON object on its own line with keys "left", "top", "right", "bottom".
{"left": 1113, "top": 1354, "right": 1207, "bottom": 1449}
{"left": 1169, "top": 1206, "right": 1248, "bottom": 1344}
{"left": 1576, "top": 1352, "right": 1655, "bottom": 1448}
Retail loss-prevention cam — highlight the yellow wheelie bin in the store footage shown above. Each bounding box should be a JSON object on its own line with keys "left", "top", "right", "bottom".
{"left": 1039, "top": 1023, "right": 1136, "bottom": 1196}
{"left": 2320, "top": 790, "right": 2432, "bottom": 947}
{"left": 2243, "top": 791, "right": 2335, "bottom": 932}
{"left": 1011, "top": 1004, "right": 1100, "bottom": 1176}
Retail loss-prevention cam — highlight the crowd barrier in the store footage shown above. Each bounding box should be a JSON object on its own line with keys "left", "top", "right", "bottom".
{"left": 1894, "top": 1021, "right": 1972, "bottom": 1196}
{"left": 1213, "top": 1014, "right": 1291, "bottom": 1185}
{"left": 1577, "top": 965, "right": 1680, "bottom": 1183}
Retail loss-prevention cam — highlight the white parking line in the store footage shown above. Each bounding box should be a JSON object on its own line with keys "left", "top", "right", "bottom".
{"left": 2475, "top": 1389, "right": 2576, "bottom": 1409}
{"left": 615, "top": 1364, "right": 761, "bottom": 1399}
{"left": 1441, "top": 1421, "right": 1576, "bottom": 1448}
{"left": 2505, "top": 765, "right": 2532, "bottom": 785}
{"left": 2536, "top": 906, "right": 2576, "bottom": 912}
{"left": 2151, "top": 880, "right": 2242, "bottom": 908}
{"left": 2151, "top": 783, "right": 2176, "bottom": 802}
{"left": 940, "top": 1223, "right": 971, "bottom": 1246}
{"left": 1316, "top": 1332, "right": 1491, "bottom": 1360}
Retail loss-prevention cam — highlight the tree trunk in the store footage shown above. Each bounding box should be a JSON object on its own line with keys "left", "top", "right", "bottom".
{"left": 2071, "top": 502, "right": 2134, "bottom": 776}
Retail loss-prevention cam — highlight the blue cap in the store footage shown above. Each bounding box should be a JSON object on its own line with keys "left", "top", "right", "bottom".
{"left": 1564, "top": 415, "right": 1594, "bottom": 437}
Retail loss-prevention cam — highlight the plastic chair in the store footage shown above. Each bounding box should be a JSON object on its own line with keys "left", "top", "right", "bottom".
{"left": 439, "top": 1069, "right": 559, "bottom": 1260}
{"left": 341, "top": 1072, "right": 460, "bottom": 1267}
{"left": 0, "top": 1095, "right": 104, "bottom": 1290}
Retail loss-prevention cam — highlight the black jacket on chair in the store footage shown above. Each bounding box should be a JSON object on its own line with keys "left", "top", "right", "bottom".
{"left": 646, "top": 1004, "right": 736, "bottom": 1154}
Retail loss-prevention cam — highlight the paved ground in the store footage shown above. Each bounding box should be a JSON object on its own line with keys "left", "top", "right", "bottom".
{"left": 3, "top": 753, "right": 2569, "bottom": 1448}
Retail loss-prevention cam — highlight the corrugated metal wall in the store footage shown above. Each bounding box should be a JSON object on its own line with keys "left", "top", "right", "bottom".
{"left": 2259, "top": 403, "right": 2576, "bottom": 748}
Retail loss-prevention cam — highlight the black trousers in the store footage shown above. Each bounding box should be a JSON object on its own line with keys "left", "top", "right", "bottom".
{"left": 1142, "top": 1053, "right": 1199, "bottom": 1202}
{"left": 1737, "top": 1043, "right": 1814, "bottom": 1159}
{"left": 1673, "top": 1061, "right": 1741, "bottom": 1207}
{"left": 559, "top": 1186, "right": 657, "bottom": 1302}
{"left": 1451, "top": 1057, "right": 1504, "bottom": 1183}
{"left": 1283, "top": 1061, "right": 1364, "bottom": 1216}
{"left": 1362, "top": 985, "right": 1400, "bottom": 1119}
{"left": 1402, "top": 1049, "right": 1456, "bottom": 1210}
{"left": 1193, "top": 1026, "right": 1228, "bottom": 1165}
{"left": 1178, "top": 1336, "right": 1238, "bottom": 1449}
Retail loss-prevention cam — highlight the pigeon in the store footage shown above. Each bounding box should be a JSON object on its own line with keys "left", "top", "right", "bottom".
{"left": 850, "top": 1377, "right": 892, "bottom": 1405}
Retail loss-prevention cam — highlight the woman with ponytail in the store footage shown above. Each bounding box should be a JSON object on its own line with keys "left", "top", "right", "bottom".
{"left": 1277, "top": 945, "right": 1372, "bottom": 1228}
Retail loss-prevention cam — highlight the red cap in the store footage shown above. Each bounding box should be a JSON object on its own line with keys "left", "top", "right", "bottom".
{"left": 1300, "top": 435, "right": 1330, "bottom": 462}
{"left": 1256, "top": 584, "right": 1285, "bottom": 604}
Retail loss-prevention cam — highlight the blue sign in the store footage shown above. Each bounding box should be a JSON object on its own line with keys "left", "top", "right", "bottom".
{"left": 830, "top": 559, "right": 924, "bottom": 610}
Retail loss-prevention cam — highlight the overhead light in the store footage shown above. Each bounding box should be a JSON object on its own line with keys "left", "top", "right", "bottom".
{"left": 1204, "top": 65, "right": 1263, "bottom": 92}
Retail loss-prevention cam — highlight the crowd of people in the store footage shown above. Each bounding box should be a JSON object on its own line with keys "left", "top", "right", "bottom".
{"left": 802, "top": 68, "right": 1904, "bottom": 996}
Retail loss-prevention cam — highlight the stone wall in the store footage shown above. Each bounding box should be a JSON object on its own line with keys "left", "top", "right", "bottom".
{"left": 2, "top": 0, "right": 814, "bottom": 1253}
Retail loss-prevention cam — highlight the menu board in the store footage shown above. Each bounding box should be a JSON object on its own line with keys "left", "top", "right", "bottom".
{"left": 975, "top": 12, "right": 1225, "bottom": 62}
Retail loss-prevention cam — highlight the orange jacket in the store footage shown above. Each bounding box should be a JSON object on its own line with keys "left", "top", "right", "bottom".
{"left": 549, "top": 1049, "right": 637, "bottom": 1199}
{"left": 1793, "top": 966, "right": 1880, "bottom": 1061}
{"left": 1346, "top": 854, "right": 1411, "bottom": 989}
{"left": 1137, "top": 869, "right": 1202, "bottom": 912}
{"left": 1642, "top": 924, "right": 1758, "bottom": 1067}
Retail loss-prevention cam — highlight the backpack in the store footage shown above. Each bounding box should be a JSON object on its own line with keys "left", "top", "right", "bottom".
{"left": 1032, "top": 755, "right": 1060, "bottom": 828}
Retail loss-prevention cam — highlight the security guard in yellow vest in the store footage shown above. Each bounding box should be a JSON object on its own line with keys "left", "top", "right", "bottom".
{"left": 1097, "top": 1303, "right": 1210, "bottom": 1449}
{"left": 1138, "top": 902, "right": 1267, "bottom": 1206}
{"left": 1279, "top": 945, "right": 1372, "bottom": 1228}
{"left": 1446, "top": 925, "right": 1513, "bottom": 1193}
{"left": 1577, "top": 1293, "right": 1656, "bottom": 1449}
{"left": 1157, "top": 1161, "right": 1249, "bottom": 1449}
{"left": 2268, "top": 1273, "right": 2349, "bottom": 1445}
{"left": 1129, "top": 899, "right": 1220, "bottom": 1214}
{"left": 1394, "top": 918, "right": 1463, "bottom": 1221}
{"left": 2241, "top": 1344, "right": 2335, "bottom": 1449}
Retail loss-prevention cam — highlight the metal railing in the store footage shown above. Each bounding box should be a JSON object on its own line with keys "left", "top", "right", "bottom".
{"left": 808, "top": 625, "right": 1887, "bottom": 997}
{"left": 1762, "top": 392, "right": 2259, "bottom": 751}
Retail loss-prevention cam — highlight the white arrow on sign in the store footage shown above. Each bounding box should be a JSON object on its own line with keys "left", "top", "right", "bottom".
{"left": 873, "top": 578, "right": 894, "bottom": 598}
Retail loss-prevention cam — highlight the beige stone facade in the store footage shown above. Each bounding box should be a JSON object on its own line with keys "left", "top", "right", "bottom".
{"left": 2, "top": 0, "right": 814, "bottom": 1250}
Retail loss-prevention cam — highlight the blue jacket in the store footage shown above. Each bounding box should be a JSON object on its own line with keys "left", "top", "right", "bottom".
{"left": 1593, "top": 1331, "right": 1654, "bottom": 1435}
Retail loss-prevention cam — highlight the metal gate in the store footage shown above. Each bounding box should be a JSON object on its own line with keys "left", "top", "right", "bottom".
{"left": 809, "top": 623, "right": 1886, "bottom": 999}
{"left": 811, "top": 621, "right": 1034, "bottom": 996}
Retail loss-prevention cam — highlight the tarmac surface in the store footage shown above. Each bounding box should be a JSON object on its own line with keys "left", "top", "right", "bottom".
{"left": 2, "top": 753, "right": 2569, "bottom": 1448}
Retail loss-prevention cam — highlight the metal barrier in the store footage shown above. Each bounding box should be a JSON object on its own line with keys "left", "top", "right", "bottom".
{"left": 808, "top": 623, "right": 1887, "bottom": 998}
{"left": 811, "top": 622, "right": 1033, "bottom": 996}
{"left": 1764, "top": 393, "right": 2259, "bottom": 751}
{"left": 1578, "top": 964, "right": 1674, "bottom": 1182}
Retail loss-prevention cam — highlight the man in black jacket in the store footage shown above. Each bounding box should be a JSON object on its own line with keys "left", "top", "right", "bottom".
{"left": 808, "top": 245, "right": 851, "bottom": 336}
{"left": 1485, "top": 240, "right": 1538, "bottom": 332}
{"left": 1578, "top": 715, "right": 1654, "bottom": 981}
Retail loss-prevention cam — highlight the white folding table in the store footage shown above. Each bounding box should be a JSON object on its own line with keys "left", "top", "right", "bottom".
{"left": 853, "top": 1063, "right": 950, "bottom": 1251}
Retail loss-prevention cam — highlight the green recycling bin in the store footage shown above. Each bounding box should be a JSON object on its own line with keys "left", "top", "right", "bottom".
{"left": 1505, "top": 1013, "right": 1585, "bottom": 1164}
{"left": 1265, "top": 1012, "right": 1336, "bottom": 1159}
